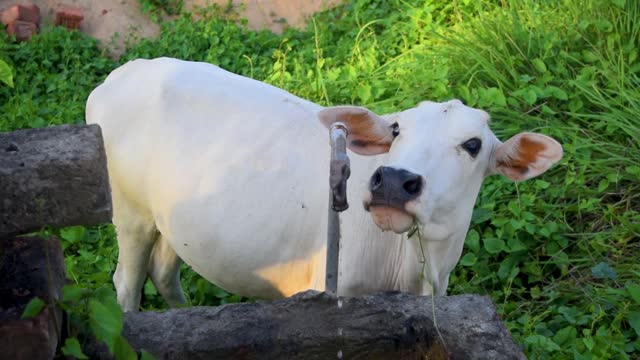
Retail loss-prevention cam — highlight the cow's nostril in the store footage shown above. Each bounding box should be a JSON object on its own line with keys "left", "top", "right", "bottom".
{"left": 370, "top": 168, "right": 383, "bottom": 191}
{"left": 403, "top": 177, "right": 422, "bottom": 196}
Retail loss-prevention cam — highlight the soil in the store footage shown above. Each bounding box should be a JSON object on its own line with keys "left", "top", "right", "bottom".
{"left": 0, "top": 0, "right": 341, "bottom": 57}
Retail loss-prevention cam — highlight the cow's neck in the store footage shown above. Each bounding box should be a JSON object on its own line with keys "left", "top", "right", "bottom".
{"left": 337, "top": 153, "right": 427, "bottom": 295}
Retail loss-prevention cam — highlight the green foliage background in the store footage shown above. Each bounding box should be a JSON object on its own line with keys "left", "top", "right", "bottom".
{"left": 1, "top": 0, "right": 639, "bottom": 358}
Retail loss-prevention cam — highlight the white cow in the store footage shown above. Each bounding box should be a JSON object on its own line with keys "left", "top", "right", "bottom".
{"left": 87, "top": 57, "right": 562, "bottom": 312}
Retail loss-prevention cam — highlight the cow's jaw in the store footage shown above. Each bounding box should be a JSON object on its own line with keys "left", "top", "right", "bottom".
{"left": 363, "top": 191, "right": 417, "bottom": 233}
{"left": 368, "top": 206, "right": 415, "bottom": 233}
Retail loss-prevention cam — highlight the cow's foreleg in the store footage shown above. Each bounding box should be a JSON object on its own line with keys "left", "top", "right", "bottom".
{"left": 148, "top": 235, "right": 186, "bottom": 307}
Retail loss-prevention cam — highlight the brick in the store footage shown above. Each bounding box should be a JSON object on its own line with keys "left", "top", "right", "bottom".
{"left": 1, "top": 4, "right": 40, "bottom": 26}
{"left": 55, "top": 4, "right": 83, "bottom": 30}
{"left": 6, "top": 20, "right": 37, "bottom": 42}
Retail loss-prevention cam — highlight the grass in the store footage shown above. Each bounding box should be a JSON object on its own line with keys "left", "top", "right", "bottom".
{"left": 0, "top": 0, "right": 638, "bottom": 358}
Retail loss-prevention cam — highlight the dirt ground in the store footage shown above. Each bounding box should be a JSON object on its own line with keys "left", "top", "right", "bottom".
{"left": 0, "top": 0, "right": 341, "bottom": 56}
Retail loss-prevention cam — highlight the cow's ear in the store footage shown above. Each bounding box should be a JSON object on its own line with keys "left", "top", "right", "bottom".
{"left": 490, "top": 132, "right": 563, "bottom": 181}
{"left": 319, "top": 106, "right": 394, "bottom": 155}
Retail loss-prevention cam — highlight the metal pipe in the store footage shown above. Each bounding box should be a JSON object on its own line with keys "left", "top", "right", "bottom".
{"left": 326, "top": 123, "right": 350, "bottom": 295}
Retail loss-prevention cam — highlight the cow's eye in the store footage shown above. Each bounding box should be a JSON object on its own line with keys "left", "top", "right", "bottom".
{"left": 462, "top": 137, "right": 482, "bottom": 157}
{"left": 391, "top": 122, "right": 400, "bottom": 138}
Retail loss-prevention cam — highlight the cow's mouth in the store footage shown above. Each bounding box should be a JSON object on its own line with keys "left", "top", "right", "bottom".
{"left": 364, "top": 166, "right": 423, "bottom": 234}
{"left": 366, "top": 205, "right": 415, "bottom": 234}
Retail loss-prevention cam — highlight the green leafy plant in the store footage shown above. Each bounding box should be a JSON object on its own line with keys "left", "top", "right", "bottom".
{"left": 139, "top": 0, "right": 184, "bottom": 21}
{"left": 1, "top": 0, "right": 638, "bottom": 358}
{"left": 0, "top": 59, "right": 13, "bottom": 87}
{"left": 20, "top": 297, "right": 45, "bottom": 318}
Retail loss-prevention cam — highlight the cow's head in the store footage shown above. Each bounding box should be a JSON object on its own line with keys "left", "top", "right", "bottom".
{"left": 319, "top": 100, "right": 563, "bottom": 238}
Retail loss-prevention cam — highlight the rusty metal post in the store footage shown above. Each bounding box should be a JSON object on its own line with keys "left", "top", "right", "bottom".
{"left": 326, "top": 123, "right": 350, "bottom": 295}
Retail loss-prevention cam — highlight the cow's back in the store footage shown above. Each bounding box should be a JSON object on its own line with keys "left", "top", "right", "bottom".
{"left": 87, "top": 58, "right": 326, "bottom": 207}
{"left": 87, "top": 58, "right": 331, "bottom": 298}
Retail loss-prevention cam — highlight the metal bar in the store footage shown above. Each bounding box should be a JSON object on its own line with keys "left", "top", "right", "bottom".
{"left": 326, "top": 123, "right": 350, "bottom": 295}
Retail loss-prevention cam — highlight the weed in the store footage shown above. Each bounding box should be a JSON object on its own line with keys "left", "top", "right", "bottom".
{"left": 139, "top": 0, "right": 184, "bottom": 22}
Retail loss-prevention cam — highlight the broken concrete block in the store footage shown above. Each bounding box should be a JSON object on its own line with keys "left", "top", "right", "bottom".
{"left": 6, "top": 20, "right": 37, "bottom": 41}
{"left": 1, "top": 4, "right": 40, "bottom": 26}
{"left": 0, "top": 235, "right": 66, "bottom": 360}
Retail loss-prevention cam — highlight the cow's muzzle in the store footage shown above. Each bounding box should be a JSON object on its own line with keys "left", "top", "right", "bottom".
{"left": 364, "top": 166, "right": 423, "bottom": 234}
{"left": 367, "top": 166, "right": 423, "bottom": 209}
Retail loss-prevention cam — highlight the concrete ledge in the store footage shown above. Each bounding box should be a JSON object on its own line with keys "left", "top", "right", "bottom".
{"left": 91, "top": 290, "right": 525, "bottom": 359}
{"left": 0, "top": 124, "right": 112, "bottom": 237}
